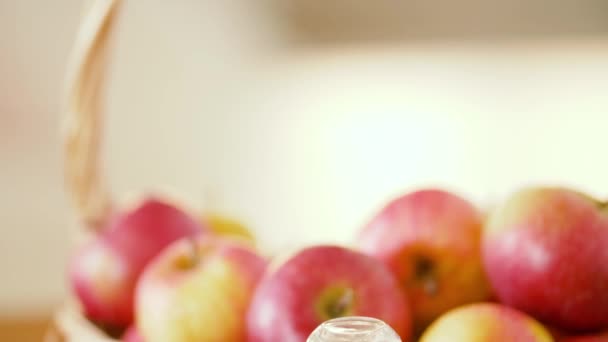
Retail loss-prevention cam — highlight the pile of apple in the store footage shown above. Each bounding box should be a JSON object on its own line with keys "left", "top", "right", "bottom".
{"left": 69, "top": 188, "right": 608, "bottom": 342}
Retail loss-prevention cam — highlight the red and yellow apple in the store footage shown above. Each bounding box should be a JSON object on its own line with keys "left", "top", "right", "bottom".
{"left": 135, "top": 235, "right": 266, "bottom": 342}
{"left": 419, "top": 303, "right": 553, "bottom": 342}
{"left": 357, "top": 189, "right": 491, "bottom": 330}
{"left": 69, "top": 198, "right": 205, "bottom": 328}
{"left": 246, "top": 245, "right": 411, "bottom": 342}
{"left": 483, "top": 187, "right": 608, "bottom": 331}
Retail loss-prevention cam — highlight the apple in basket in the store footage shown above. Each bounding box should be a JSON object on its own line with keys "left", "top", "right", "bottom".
{"left": 69, "top": 198, "right": 206, "bottom": 330}
{"left": 135, "top": 235, "right": 267, "bottom": 342}
{"left": 483, "top": 187, "right": 608, "bottom": 331}
{"left": 419, "top": 303, "right": 553, "bottom": 342}
{"left": 246, "top": 245, "right": 412, "bottom": 342}
{"left": 357, "top": 189, "right": 492, "bottom": 330}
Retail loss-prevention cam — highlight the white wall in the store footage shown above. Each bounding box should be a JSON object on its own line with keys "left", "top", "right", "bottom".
{"left": 2, "top": 0, "right": 608, "bottom": 316}
{"left": 0, "top": 0, "right": 82, "bottom": 316}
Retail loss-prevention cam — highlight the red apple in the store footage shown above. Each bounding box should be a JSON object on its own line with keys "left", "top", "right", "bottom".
{"left": 483, "top": 187, "right": 608, "bottom": 331}
{"left": 69, "top": 238, "right": 130, "bottom": 331}
{"left": 561, "top": 332, "right": 608, "bottom": 342}
{"left": 357, "top": 189, "right": 491, "bottom": 330}
{"left": 246, "top": 245, "right": 412, "bottom": 342}
{"left": 135, "top": 235, "right": 266, "bottom": 341}
{"left": 69, "top": 198, "right": 206, "bottom": 328}
{"left": 419, "top": 303, "right": 553, "bottom": 341}
{"left": 122, "top": 326, "right": 144, "bottom": 342}
{"left": 546, "top": 325, "right": 568, "bottom": 341}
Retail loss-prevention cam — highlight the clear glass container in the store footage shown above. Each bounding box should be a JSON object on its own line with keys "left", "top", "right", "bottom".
{"left": 307, "top": 316, "right": 402, "bottom": 342}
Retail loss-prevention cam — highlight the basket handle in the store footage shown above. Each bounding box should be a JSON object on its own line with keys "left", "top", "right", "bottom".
{"left": 63, "top": 0, "right": 121, "bottom": 231}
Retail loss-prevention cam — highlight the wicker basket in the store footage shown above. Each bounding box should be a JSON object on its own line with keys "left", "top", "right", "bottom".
{"left": 48, "top": 0, "right": 128, "bottom": 340}
{"left": 46, "top": 303, "right": 115, "bottom": 342}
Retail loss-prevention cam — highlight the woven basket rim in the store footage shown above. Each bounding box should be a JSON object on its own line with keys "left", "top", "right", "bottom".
{"left": 49, "top": 303, "right": 118, "bottom": 342}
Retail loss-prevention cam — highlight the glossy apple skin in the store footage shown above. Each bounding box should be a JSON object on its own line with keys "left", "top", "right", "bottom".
{"left": 69, "top": 198, "right": 206, "bottom": 328}
{"left": 357, "top": 189, "right": 491, "bottom": 329}
{"left": 122, "top": 326, "right": 144, "bottom": 342}
{"left": 246, "top": 245, "right": 411, "bottom": 342}
{"left": 136, "top": 236, "right": 267, "bottom": 342}
{"left": 483, "top": 188, "right": 608, "bottom": 331}
{"left": 420, "top": 303, "right": 553, "bottom": 342}
{"left": 70, "top": 238, "right": 130, "bottom": 329}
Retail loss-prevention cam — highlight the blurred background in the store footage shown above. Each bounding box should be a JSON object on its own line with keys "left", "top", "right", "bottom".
{"left": 2, "top": 0, "right": 608, "bottom": 339}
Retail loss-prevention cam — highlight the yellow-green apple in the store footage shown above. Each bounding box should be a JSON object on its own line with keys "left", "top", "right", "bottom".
{"left": 246, "top": 245, "right": 412, "bottom": 342}
{"left": 135, "top": 235, "right": 267, "bottom": 342}
{"left": 69, "top": 198, "right": 206, "bottom": 329}
{"left": 483, "top": 187, "right": 608, "bottom": 331}
{"left": 419, "top": 303, "right": 554, "bottom": 342}
{"left": 357, "top": 189, "right": 491, "bottom": 330}
{"left": 122, "top": 326, "right": 144, "bottom": 342}
{"left": 561, "top": 332, "right": 608, "bottom": 342}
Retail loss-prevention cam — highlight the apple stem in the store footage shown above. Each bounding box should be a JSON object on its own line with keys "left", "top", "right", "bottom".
{"left": 413, "top": 256, "right": 439, "bottom": 296}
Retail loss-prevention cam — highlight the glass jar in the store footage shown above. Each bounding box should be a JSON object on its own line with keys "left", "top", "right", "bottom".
{"left": 307, "top": 316, "right": 402, "bottom": 342}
